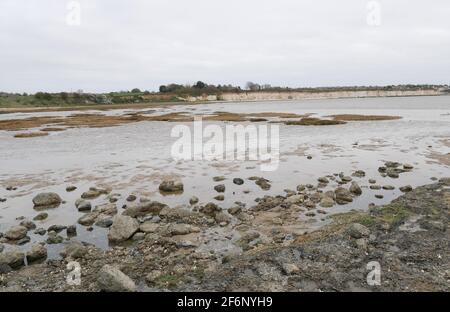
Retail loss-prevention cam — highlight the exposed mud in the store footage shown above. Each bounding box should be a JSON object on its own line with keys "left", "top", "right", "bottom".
{"left": 329, "top": 114, "right": 402, "bottom": 121}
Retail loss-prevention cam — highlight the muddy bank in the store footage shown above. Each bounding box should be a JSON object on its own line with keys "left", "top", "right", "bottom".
{"left": 1, "top": 178, "right": 448, "bottom": 292}
{"left": 0, "top": 111, "right": 403, "bottom": 134}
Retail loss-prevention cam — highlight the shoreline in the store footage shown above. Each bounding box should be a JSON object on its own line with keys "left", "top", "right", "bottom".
{"left": 0, "top": 93, "right": 448, "bottom": 114}
{"left": 1, "top": 178, "right": 448, "bottom": 292}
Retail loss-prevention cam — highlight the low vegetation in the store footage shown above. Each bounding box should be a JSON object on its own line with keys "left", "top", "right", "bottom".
{"left": 0, "top": 83, "right": 447, "bottom": 109}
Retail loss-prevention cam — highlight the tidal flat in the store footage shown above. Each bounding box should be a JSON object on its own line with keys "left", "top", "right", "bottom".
{"left": 0, "top": 95, "right": 449, "bottom": 291}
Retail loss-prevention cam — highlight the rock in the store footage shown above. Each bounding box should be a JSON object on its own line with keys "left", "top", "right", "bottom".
{"left": 355, "top": 238, "right": 368, "bottom": 250}
{"left": 368, "top": 179, "right": 376, "bottom": 184}
{"left": 166, "top": 224, "right": 200, "bottom": 236}
{"left": 46, "top": 231, "right": 64, "bottom": 244}
{"left": 122, "top": 201, "right": 166, "bottom": 218}
{"left": 334, "top": 187, "right": 353, "bottom": 205}
{"left": 48, "top": 225, "right": 67, "bottom": 233}
{"left": 17, "top": 236, "right": 30, "bottom": 245}
{"left": 5, "top": 226, "right": 28, "bottom": 241}
{"left": 370, "top": 185, "right": 381, "bottom": 190}
{"left": 132, "top": 232, "right": 145, "bottom": 241}
{"left": 0, "top": 264, "right": 12, "bottom": 274}
{"left": 0, "top": 244, "right": 3, "bottom": 253}
{"left": 139, "top": 221, "right": 159, "bottom": 233}
{"left": 286, "top": 194, "right": 305, "bottom": 204}
{"left": 228, "top": 206, "right": 242, "bottom": 215}
{"left": 95, "top": 217, "right": 113, "bottom": 228}
{"left": 97, "top": 265, "right": 136, "bottom": 292}
{"left": 189, "top": 196, "right": 199, "bottom": 205}
{"left": 347, "top": 223, "right": 370, "bottom": 239}
{"left": 61, "top": 242, "right": 88, "bottom": 259}
{"left": 213, "top": 176, "right": 226, "bottom": 182}
{"left": 33, "top": 212, "right": 48, "bottom": 221}
{"left": 237, "top": 231, "right": 260, "bottom": 250}
{"left": 403, "top": 164, "right": 414, "bottom": 170}
{"left": 66, "top": 186, "right": 77, "bottom": 192}
{"left": 75, "top": 199, "right": 92, "bottom": 212}
{"left": 375, "top": 194, "right": 384, "bottom": 199}
{"left": 307, "top": 155, "right": 312, "bottom": 160}
{"left": 385, "top": 161, "right": 401, "bottom": 168}
{"left": 255, "top": 177, "right": 271, "bottom": 190}
{"left": 32, "top": 192, "right": 62, "bottom": 208}
{"left": 26, "top": 244, "right": 47, "bottom": 262}
{"left": 324, "top": 191, "right": 335, "bottom": 199}
{"left": 382, "top": 185, "right": 395, "bottom": 190}
{"left": 0, "top": 248, "right": 25, "bottom": 269}
{"left": 233, "top": 178, "right": 244, "bottom": 185}
{"left": 199, "top": 202, "right": 221, "bottom": 216}
{"left": 126, "top": 195, "right": 137, "bottom": 202}
{"left": 65, "top": 225, "right": 76, "bottom": 236}
{"left": 386, "top": 169, "right": 399, "bottom": 179}
{"left": 108, "top": 215, "right": 139, "bottom": 242}
{"left": 352, "top": 170, "right": 366, "bottom": 178}
{"left": 214, "top": 195, "right": 224, "bottom": 201}
{"left": 214, "top": 184, "right": 226, "bottom": 193}
{"left": 19, "top": 220, "right": 36, "bottom": 230}
{"left": 93, "top": 203, "right": 117, "bottom": 215}
{"left": 378, "top": 166, "right": 387, "bottom": 173}
{"left": 296, "top": 185, "right": 306, "bottom": 192}
{"left": 349, "top": 182, "right": 362, "bottom": 195}
{"left": 214, "top": 212, "right": 231, "bottom": 224}
{"left": 34, "top": 228, "right": 46, "bottom": 235}
{"left": 341, "top": 176, "right": 352, "bottom": 182}
{"left": 81, "top": 187, "right": 110, "bottom": 199}
{"left": 282, "top": 263, "right": 300, "bottom": 274}
{"left": 159, "top": 180, "right": 184, "bottom": 193}
{"left": 78, "top": 212, "right": 98, "bottom": 226}
{"left": 399, "top": 185, "right": 413, "bottom": 193}
{"left": 304, "top": 200, "right": 316, "bottom": 209}
{"left": 319, "top": 197, "right": 335, "bottom": 208}
{"left": 146, "top": 270, "right": 162, "bottom": 283}
{"left": 317, "top": 177, "right": 329, "bottom": 183}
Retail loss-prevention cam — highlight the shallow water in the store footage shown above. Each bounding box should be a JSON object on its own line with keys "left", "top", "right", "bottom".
{"left": 0, "top": 95, "right": 449, "bottom": 258}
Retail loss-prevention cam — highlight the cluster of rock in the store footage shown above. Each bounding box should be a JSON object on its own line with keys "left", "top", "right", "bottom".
{"left": 378, "top": 161, "right": 413, "bottom": 179}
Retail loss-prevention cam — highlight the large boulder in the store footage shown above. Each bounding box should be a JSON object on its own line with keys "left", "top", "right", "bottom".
{"left": 32, "top": 192, "right": 62, "bottom": 208}
{"left": 0, "top": 248, "right": 25, "bottom": 269}
{"left": 5, "top": 226, "right": 28, "bottom": 240}
{"left": 108, "top": 215, "right": 139, "bottom": 243}
{"left": 159, "top": 180, "right": 183, "bottom": 193}
{"left": 97, "top": 265, "right": 136, "bottom": 292}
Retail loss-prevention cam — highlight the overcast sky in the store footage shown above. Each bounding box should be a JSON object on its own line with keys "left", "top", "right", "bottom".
{"left": 1, "top": 0, "right": 449, "bottom": 93}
